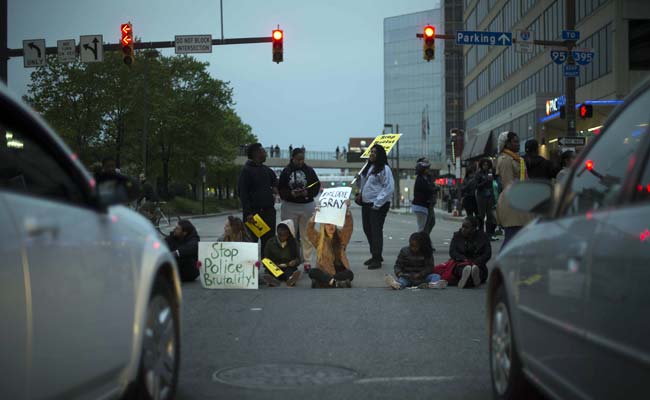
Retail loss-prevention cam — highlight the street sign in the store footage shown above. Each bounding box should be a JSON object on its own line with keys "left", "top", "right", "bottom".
{"left": 571, "top": 47, "right": 595, "bottom": 66}
{"left": 456, "top": 31, "right": 512, "bottom": 46}
{"left": 57, "top": 39, "right": 76, "bottom": 63}
{"left": 558, "top": 137, "right": 586, "bottom": 146}
{"left": 175, "top": 35, "right": 212, "bottom": 54}
{"left": 515, "top": 30, "right": 534, "bottom": 53}
{"left": 23, "top": 39, "right": 46, "bottom": 68}
{"left": 564, "top": 64, "right": 580, "bottom": 77}
{"left": 79, "top": 35, "right": 103, "bottom": 63}
{"left": 549, "top": 47, "right": 568, "bottom": 64}
{"left": 562, "top": 30, "right": 580, "bottom": 41}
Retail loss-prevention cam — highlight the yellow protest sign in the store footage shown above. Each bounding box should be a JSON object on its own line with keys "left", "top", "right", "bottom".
{"left": 261, "top": 258, "right": 284, "bottom": 278}
{"left": 360, "top": 134, "right": 402, "bottom": 158}
{"left": 245, "top": 214, "right": 271, "bottom": 238}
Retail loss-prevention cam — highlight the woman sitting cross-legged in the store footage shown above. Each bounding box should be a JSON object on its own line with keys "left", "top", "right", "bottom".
{"left": 384, "top": 232, "right": 448, "bottom": 290}
{"left": 263, "top": 220, "right": 302, "bottom": 287}
{"left": 306, "top": 202, "right": 354, "bottom": 288}
{"left": 433, "top": 217, "right": 492, "bottom": 288}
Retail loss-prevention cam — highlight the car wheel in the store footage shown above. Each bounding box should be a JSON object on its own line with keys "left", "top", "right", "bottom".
{"left": 134, "top": 278, "right": 180, "bottom": 400}
{"left": 489, "top": 284, "right": 532, "bottom": 400}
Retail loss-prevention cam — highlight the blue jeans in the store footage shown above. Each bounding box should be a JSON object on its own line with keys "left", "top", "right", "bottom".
{"left": 397, "top": 273, "right": 441, "bottom": 288}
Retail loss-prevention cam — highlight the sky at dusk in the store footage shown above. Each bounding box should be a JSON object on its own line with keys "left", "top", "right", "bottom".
{"left": 7, "top": 0, "right": 440, "bottom": 153}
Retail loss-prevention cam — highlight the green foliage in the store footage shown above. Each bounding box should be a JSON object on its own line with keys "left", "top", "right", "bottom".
{"left": 166, "top": 196, "right": 241, "bottom": 215}
{"left": 23, "top": 51, "right": 256, "bottom": 197}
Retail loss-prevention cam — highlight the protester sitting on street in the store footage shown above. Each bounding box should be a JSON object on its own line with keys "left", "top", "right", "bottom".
{"left": 218, "top": 215, "right": 254, "bottom": 242}
{"left": 433, "top": 217, "right": 491, "bottom": 288}
{"left": 263, "top": 220, "right": 302, "bottom": 287}
{"left": 384, "top": 232, "right": 448, "bottom": 290}
{"left": 165, "top": 219, "right": 200, "bottom": 282}
{"left": 555, "top": 149, "right": 576, "bottom": 183}
{"left": 306, "top": 202, "right": 354, "bottom": 288}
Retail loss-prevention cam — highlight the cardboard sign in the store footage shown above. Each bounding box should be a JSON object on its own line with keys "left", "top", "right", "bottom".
{"left": 360, "top": 134, "right": 402, "bottom": 158}
{"left": 245, "top": 214, "right": 271, "bottom": 238}
{"left": 199, "top": 242, "right": 258, "bottom": 289}
{"left": 315, "top": 187, "right": 352, "bottom": 227}
{"left": 261, "top": 258, "right": 284, "bottom": 278}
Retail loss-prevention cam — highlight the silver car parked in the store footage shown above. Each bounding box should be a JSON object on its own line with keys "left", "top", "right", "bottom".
{"left": 0, "top": 85, "right": 182, "bottom": 400}
{"left": 487, "top": 78, "right": 650, "bottom": 399}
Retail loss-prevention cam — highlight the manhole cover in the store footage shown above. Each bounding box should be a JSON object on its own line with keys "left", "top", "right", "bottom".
{"left": 213, "top": 363, "right": 359, "bottom": 389}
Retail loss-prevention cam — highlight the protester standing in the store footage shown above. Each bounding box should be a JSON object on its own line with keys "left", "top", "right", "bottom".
{"left": 461, "top": 165, "right": 478, "bottom": 218}
{"left": 238, "top": 143, "right": 278, "bottom": 252}
{"left": 356, "top": 145, "right": 394, "bottom": 269}
{"left": 523, "top": 139, "right": 557, "bottom": 180}
{"left": 474, "top": 158, "right": 498, "bottom": 239}
{"left": 411, "top": 159, "right": 435, "bottom": 232}
{"left": 495, "top": 132, "right": 532, "bottom": 248}
{"left": 278, "top": 148, "right": 321, "bottom": 272}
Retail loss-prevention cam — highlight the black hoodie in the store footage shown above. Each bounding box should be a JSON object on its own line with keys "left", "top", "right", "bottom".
{"left": 165, "top": 230, "right": 200, "bottom": 282}
{"left": 524, "top": 154, "right": 557, "bottom": 180}
{"left": 278, "top": 162, "right": 320, "bottom": 204}
{"left": 238, "top": 160, "right": 278, "bottom": 216}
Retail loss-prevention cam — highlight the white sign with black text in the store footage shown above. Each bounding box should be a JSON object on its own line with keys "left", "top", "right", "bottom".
{"left": 57, "top": 39, "right": 76, "bottom": 63}
{"left": 175, "top": 35, "right": 212, "bottom": 54}
{"left": 315, "top": 187, "right": 352, "bottom": 227}
{"left": 515, "top": 30, "right": 534, "bottom": 53}
{"left": 23, "top": 39, "right": 46, "bottom": 68}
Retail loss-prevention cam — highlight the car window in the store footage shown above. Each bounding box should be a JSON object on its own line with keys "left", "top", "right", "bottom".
{"left": 561, "top": 90, "right": 650, "bottom": 216}
{"left": 1, "top": 126, "right": 86, "bottom": 204}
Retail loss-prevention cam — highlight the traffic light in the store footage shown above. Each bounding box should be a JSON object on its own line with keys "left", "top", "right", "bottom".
{"left": 579, "top": 104, "right": 593, "bottom": 119}
{"left": 423, "top": 25, "right": 435, "bottom": 61}
{"left": 272, "top": 28, "right": 283, "bottom": 63}
{"left": 121, "top": 23, "right": 134, "bottom": 66}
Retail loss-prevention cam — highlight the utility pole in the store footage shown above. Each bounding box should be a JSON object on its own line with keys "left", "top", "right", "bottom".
{"left": 565, "top": 0, "right": 577, "bottom": 136}
{"left": 395, "top": 123, "right": 400, "bottom": 210}
{"left": 1, "top": 0, "right": 7, "bottom": 83}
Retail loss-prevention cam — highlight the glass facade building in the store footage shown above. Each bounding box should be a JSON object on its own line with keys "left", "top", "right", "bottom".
{"left": 384, "top": 9, "right": 446, "bottom": 166}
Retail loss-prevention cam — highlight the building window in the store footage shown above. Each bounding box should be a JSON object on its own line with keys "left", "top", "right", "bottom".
{"left": 630, "top": 20, "right": 650, "bottom": 70}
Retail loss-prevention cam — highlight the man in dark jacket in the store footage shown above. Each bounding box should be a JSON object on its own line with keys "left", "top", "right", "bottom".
{"left": 278, "top": 148, "right": 320, "bottom": 271}
{"left": 165, "top": 219, "right": 200, "bottom": 282}
{"left": 474, "top": 158, "right": 498, "bottom": 239}
{"left": 524, "top": 139, "right": 558, "bottom": 180}
{"left": 238, "top": 143, "right": 278, "bottom": 252}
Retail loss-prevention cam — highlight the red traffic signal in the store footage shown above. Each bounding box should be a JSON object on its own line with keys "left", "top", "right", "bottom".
{"left": 272, "top": 28, "right": 283, "bottom": 63}
{"left": 121, "top": 22, "right": 134, "bottom": 66}
{"left": 585, "top": 159, "right": 594, "bottom": 171}
{"left": 423, "top": 25, "right": 435, "bottom": 61}
{"left": 579, "top": 104, "right": 593, "bottom": 119}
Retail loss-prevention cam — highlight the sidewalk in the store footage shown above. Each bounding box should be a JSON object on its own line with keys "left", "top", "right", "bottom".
{"left": 388, "top": 206, "right": 465, "bottom": 222}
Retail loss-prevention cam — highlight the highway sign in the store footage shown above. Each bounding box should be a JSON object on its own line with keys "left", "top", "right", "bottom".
{"left": 80, "top": 35, "right": 103, "bottom": 63}
{"left": 549, "top": 47, "right": 568, "bottom": 64}
{"left": 515, "top": 30, "right": 534, "bottom": 53}
{"left": 571, "top": 48, "right": 595, "bottom": 66}
{"left": 23, "top": 39, "right": 46, "bottom": 68}
{"left": 175, "top": 35, "right": 212, "bottom": 54}
{"left": 57, "top": 39, "right": 76, "bottom": 63}
{"left": 564, "top": 64, "right": 580, "bottom": 77}
{"left": 558, "top": 137, "right": 586, "bottom": 146}
{"left": 562, "top": 30, "right": 580, "bottom": 40}
{"left": 456, "top": 31, "right": 512, "bottom": 46}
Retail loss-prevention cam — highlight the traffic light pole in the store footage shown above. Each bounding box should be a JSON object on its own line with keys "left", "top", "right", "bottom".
{"left": 565, "top": 0, "right": 577, "bottom": 136}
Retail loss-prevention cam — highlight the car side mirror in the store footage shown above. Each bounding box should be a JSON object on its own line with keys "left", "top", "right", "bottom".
{"left": 96, "top": 175, "right": 141, "bottom": 207}
{"left": 507, "top": 180, "right": 553, "bottom": 215}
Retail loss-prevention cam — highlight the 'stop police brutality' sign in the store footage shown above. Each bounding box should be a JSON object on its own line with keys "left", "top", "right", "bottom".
{"left": 456, "top": 31, "right": 512, "bottom": 46}
{"left": 175, "top": 35, "right": 212, "bottom": 54}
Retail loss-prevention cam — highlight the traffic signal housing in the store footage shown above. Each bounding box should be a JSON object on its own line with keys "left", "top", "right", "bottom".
{"left": 423, "top": 25, "right": 435, "bottom": 61}
{"left": 579, "top": 104, "right": 593, "bottom": 119}
{"left": 272, "top": 28, "right": 283, "bottom": 63}
{"left": 121, "top": 23, "right": 134, "bottom": 66}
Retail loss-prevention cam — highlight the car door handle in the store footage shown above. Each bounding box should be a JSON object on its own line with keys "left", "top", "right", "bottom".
{"left": 24, "top": 217, "right": 59, "bottom": 238}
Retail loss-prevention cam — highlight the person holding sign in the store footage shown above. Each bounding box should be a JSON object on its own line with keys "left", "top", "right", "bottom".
{"left": 306, "top": 201, "right": 354, "bottom": 288}
{"left": 357, "top": 145, "right": 394, "bottom": 270}
{"left": 262, "top": 220, "right": 302, "bottom": 287}
{"left": 278, "top": 148, "right": 321, "bottom": 273}
{"left": 238, "top": 143, "right": 278, "bottom": 252}
{"left": 218, "top": 216, "right": 254, "bottom": 242}
{"left": 165, "top": 219, "right": 200, "bottom": 282}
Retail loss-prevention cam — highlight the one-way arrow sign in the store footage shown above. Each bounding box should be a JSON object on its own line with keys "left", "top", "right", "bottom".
{"left": 80, "top": 35, "right": 103, "bottom": 63}
{"left": 558, "top": 137, "right": 586, "bottom": 146}
{"left": 456, "top": 31, "right": 512, "bottom": 46}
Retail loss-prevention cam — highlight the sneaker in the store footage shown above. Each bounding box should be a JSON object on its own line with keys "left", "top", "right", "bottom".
{"left": 364, "top": 256, "right": 384, "bottom": 266}
{"left": 471, "top": 265, "right": 481, "bottom": 287}
{"left": 368, "top": 259, "right": 382, "bottom": 270}
{"left": 428, "top": 280, "right": 448, "bottom": 289}
{"left": 416, "top": 282, "right": 429, "bottom": 289}
{"left": 303, "top": 263, "right": 312, "bottom": 273}
{"left": 263, "top": 275, "right": 281, "bottom": 287}
{"left": 384, "top": 274, "right": 402, "bottom": 290}
{"left": 458, "top": 265, "right": 472, "bottom": 289}
{"left": 286, "top": 270, "right": 302, "bottom": 287}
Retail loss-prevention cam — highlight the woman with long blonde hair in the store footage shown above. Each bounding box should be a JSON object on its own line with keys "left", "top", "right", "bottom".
{"left": 306, "top": 201, "right": 354, "bottom": 288}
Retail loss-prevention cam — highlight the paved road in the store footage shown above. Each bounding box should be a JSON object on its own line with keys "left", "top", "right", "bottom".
{"left": 175, "top": 205, "right": 500, "bottom": 400}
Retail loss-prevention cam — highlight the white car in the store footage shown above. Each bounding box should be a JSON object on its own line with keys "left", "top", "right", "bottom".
{"left": 0, "top": 84, "right": 182, "bottom": 400}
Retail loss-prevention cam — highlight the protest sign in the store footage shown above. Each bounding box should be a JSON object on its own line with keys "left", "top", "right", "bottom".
{"left": 360, "top": 134, "right": 402, "bottom": 158}
{"left": 315, "top": 187, "right": 352, "bottom": 227}
{"left": 245, "top": 214, "right": 271, "bottom": 238}
{"left": 199, "top": 242, "right": 258, "bottom": 289}
{"left": 261, "top": 258, "right": 284, "bottom": 278}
